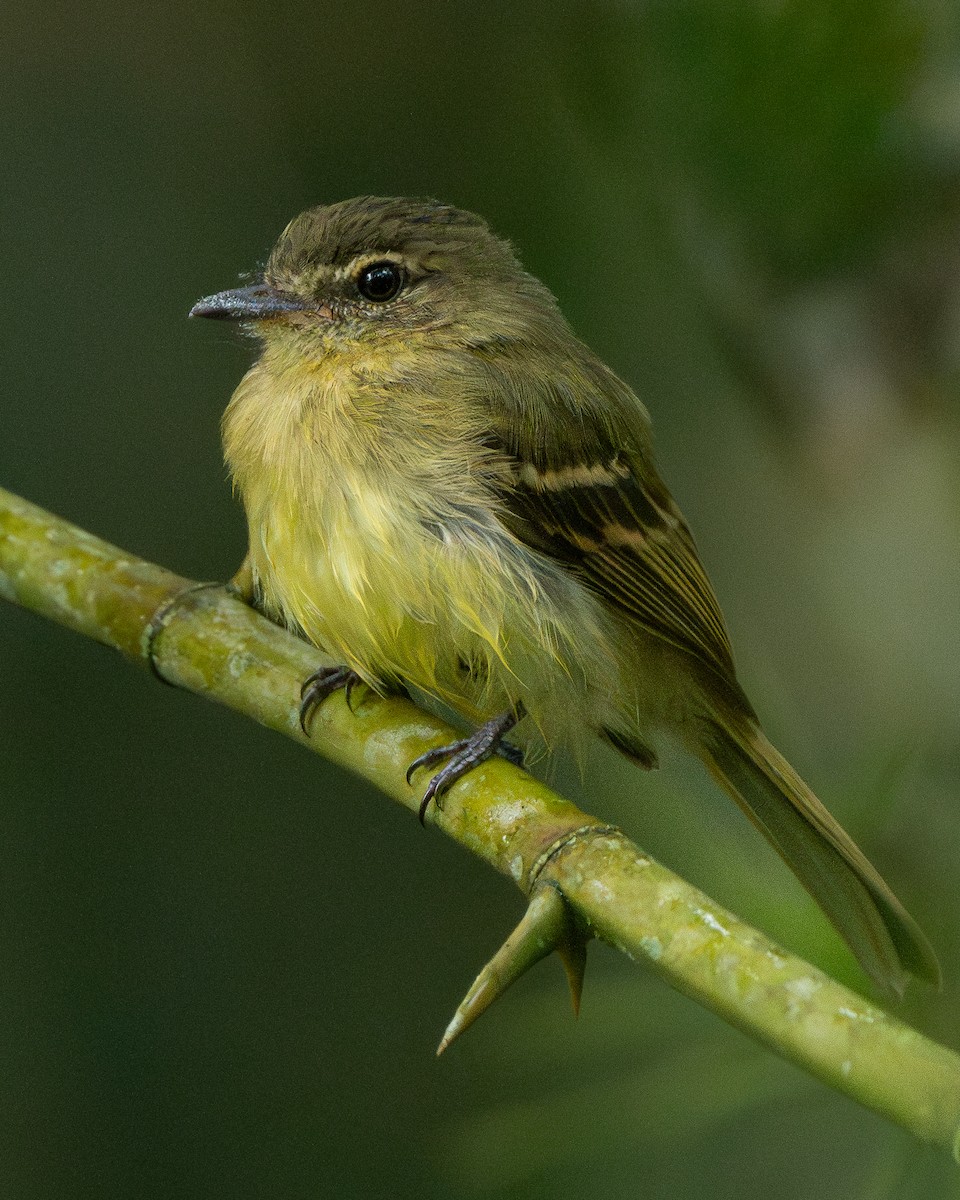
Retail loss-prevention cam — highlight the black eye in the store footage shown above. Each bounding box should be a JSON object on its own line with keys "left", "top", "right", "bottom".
{"left": 356, "top": 261, "right": 404, "bottom": 303}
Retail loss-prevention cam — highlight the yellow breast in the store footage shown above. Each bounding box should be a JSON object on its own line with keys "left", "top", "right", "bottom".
{"left": 222, "top": 344, "right": 615, "bottom": 737}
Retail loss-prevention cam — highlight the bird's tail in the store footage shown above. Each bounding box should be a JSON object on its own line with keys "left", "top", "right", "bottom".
{"left": 699, "top": 718, "right": 940, "bottom": 995}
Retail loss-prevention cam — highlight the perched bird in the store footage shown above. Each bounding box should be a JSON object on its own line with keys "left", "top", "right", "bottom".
{"left": 191, "top": 196, "right": 938, "bottom": 994}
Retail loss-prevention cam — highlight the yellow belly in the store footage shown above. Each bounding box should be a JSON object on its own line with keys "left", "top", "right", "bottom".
{"left": 259, "top": 482, "right": 588, "bottom": 700}
{"left": 246, "top": 466, "right": 614, "bottom": 744}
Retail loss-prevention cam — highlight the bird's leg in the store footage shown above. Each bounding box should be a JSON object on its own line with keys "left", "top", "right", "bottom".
{"left": 227, "top": 552, "right": 275, "bottom": 620}
{"left": 299, "top": 666, "right": 366, "bottom": 734}
{"left": 227, "top": 553, "right": 256, "bottom": 603}
{"left": 407, "top": 704, "right": 526, "bottom": 824}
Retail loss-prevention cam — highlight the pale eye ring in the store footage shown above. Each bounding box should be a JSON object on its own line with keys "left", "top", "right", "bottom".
{"left": 356, "top": 261, "right": 405, "bottom": 303}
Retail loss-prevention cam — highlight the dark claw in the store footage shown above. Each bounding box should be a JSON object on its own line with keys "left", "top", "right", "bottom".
{"left": 343, "top": 672, "right": 362, "bottom": 713}
{"left": 405, "top": 743, "right": 460, "bottom": 785}
{"left": 407, "top": 707, "right": 524, "bottom": 825}
{"left": 299, "top": 665, "right": 364, "bottom": 734}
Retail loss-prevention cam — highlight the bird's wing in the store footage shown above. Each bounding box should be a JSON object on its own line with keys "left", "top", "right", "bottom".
{"left": 485, "top": 370, "right": 742, "bottom": 695}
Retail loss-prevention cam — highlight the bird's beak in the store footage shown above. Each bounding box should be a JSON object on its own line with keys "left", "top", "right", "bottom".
{"left": 189, "top": 283, "right": 307, "bottom": 321}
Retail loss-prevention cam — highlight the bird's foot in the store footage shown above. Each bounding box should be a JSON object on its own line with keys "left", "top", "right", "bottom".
{"left": 407, "top": 707, "right": 524, "bottom": 824}
{"left": 299, "top": 665, "right": 365, "bottom": 734}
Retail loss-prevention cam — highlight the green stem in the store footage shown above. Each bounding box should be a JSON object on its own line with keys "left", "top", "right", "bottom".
{"left": 1, "top": 483, "right": 958, "bottom": 1159}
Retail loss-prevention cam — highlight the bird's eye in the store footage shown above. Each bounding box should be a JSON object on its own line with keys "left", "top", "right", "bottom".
{"left": 356, "top": 261, "right": 404, "bottom": 303}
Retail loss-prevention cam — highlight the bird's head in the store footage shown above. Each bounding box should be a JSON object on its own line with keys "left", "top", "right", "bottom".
{"left": 190, "top": 196, "right": 565, "bottom": 358}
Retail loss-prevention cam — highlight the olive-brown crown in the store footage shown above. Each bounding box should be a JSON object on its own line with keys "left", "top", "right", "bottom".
{"left": 266, "top": 196, "right": 503, "bottom": 275}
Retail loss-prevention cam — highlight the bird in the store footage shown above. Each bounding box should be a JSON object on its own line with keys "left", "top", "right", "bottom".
{"left": 190, "top": 195, "right": 939, "bottom": 995}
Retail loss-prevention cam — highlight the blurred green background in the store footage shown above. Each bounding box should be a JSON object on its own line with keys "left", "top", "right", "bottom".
{"left": 2, "top": 2, "right": 959, "bottom": 1197}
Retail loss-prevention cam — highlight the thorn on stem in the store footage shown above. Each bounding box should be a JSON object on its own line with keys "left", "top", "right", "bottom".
{"left": 436, "top": 883, "right": 588, "bottom": 1055}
